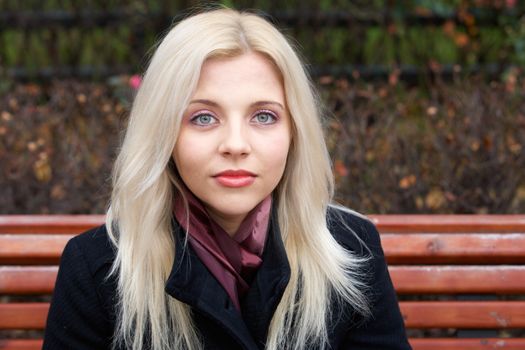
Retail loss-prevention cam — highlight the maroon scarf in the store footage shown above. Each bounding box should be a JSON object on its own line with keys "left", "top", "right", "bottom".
{"left": 173, "top": 190, "right": 271, "bottom": 311}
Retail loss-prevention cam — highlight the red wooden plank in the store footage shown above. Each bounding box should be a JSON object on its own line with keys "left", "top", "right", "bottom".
{"left": 369, "top": 215, "right": 525, "bottom": 233}
{"left": 4, "top": 301, "right": 525, "bottom": 330}
{"left": 0, "top": 235, "right": 72, "bottom": 264}
{"left": 0, "top": 215, "right": 104, "bottom": 234}
{"left": 0, "top": 266, "right": 58, "bottom": 294}
{"left": 0, "top": 303, "right": 48, "bottom": 329}
{"left": 3, "top": 232, "right": 525, "bottom": 265}
{"left": 381, "top": 233, "right": 525, "bottom": 264}
{"left": 1, "top": 215, "right": 525, "bottom": 234}
{"left": 390, "top": 266, "right": 525, "bottom": 294}
{"left": 0, "top": 339, "right": 43, "bottom": 350}
{"left": 3, "top": 265, "right": 525, "bottom": 295}
{"left": 402, "top": 301, "right": 525, "bottom": 328}
{"left": 1, "top": 338, "right": 524, "bottom": 350}
{"left": 409, "top": 338, "right": 525, "bottom": 350}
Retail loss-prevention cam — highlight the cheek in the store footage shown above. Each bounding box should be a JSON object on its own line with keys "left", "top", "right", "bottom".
{"left": 261, "top": 134, "right": 291, "bottom": 173}
{"left": 173, "top": 136, "right": 206, "bottom": 177}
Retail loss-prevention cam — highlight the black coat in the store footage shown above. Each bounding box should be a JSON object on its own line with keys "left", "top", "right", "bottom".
{"left": 43, "top": 207, "right": 411, "bottom": 349}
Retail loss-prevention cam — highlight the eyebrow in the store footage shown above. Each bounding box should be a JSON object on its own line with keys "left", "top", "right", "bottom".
{"left": 189, "top": 99, "right": 285, "bottom": 110}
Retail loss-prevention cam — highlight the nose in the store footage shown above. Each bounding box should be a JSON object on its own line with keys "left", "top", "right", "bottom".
{"left": 218, "top": 119, "right": 251, "bottom": 157}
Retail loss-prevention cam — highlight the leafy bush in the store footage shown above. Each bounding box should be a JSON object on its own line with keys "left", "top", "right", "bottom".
{"left": 1, "top": 75, "right": 524, "bottom": 214}
{"left": 325, "top": 73, "right": 525, "bottom": 213}
{"left": 0, "top": 80, "right": 127, "bottom": 213}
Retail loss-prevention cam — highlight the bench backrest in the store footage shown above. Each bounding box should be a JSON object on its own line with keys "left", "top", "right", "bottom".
{"left": 1, "top": 215, "right": 525, "bottom": 350}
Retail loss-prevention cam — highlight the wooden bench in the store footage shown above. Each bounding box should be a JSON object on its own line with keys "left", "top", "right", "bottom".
{"left": 1, "top": 215, "right": 525, "bottom": 349}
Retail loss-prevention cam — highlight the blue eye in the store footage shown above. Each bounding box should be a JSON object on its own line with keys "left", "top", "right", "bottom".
{"left": 191, "top": 113, "right": 217, "bottom": 126}
{"left": 252, "top": 111, "right": 277, "bottom": 124}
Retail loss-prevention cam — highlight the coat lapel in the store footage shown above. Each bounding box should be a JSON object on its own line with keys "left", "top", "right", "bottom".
{"left": 240, "top": 208, "right": 291, "bottom": 344}
{"left": 164, "top": 207, "right": 291, "bottom": 349}
{"left": 164, "top": 218, "right": 258, "bottom": 349}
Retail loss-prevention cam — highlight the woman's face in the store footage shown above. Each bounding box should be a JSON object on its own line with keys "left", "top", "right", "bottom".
{"left": 173, "top": 52, "right": 292, "bottom": 235}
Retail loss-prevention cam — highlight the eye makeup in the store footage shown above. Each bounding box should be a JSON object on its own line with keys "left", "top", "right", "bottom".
{"left": 188, "top": 109, "right": 219, "bottom": 126}
{"left": 185, "top": 105, "right": 281, "bottom": 127}
{"left": 250, "top": 109, "right": 279, "bottom": 125}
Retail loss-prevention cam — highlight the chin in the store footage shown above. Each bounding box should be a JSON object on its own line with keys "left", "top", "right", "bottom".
{"left": 214, "top": 205, "right": 256, "bottom": 217}
{"left": 207, "top": 199, "right": 261, "bottom": 216}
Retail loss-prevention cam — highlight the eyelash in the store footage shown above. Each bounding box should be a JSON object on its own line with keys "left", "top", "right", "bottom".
{"left": 189, "top": 109, "right": 279, "bottom": 126}
{"left": 189, "top": 110, "right": 218, "bottom": 126}
{"left": 251, "top": 110, "right": 278, "bottom": 125}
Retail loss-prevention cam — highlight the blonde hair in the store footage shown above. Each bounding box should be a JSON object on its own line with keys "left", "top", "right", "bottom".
{"left": 106, "top": 8, "right": 370, "bottom": 350}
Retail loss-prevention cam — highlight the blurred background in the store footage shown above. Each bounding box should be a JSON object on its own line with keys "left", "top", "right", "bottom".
{"left": 1, "top": 0, "right": 524, "bottom": 214}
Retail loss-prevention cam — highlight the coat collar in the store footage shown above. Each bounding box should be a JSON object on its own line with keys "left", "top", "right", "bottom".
{"left": 165, "top": 205, "right": 291, "bottom": 349}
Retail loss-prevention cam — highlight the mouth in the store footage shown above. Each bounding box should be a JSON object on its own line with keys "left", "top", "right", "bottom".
{"left": 213, "top": 169, "right": 257, "bottom": 188}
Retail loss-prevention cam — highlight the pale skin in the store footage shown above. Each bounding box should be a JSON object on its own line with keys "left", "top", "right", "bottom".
{"left": 173, "top": 52, "right": 292, "bottom": 236}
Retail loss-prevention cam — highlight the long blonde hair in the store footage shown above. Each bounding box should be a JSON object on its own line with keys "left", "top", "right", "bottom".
{"left": 106, "top": 8, "right": 370, "bottom": 350}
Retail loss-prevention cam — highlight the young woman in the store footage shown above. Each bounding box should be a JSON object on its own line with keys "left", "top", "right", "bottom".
{"left": 43, "top": 8, "right": 411, "bottom": 350}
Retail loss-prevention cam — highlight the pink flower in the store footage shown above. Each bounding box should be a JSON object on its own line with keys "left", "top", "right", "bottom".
{"left": 129, "top": 75, "right": 142, "bottom": 90}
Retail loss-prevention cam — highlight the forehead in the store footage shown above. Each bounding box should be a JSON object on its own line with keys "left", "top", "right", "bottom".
{"left": 193, "top": 52, "right": 285, "bottom": 102}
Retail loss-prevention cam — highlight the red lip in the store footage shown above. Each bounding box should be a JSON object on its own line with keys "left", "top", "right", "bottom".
{"left": 213, "top": 169, "right": 256, "bottom": 177}
{"left": 213, "top": 169, "right": 256, "bottom": 188}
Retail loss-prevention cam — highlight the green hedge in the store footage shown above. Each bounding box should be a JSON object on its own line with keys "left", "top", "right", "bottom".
{"left": 1, "top": 1, "right": 525, "bottom": 74}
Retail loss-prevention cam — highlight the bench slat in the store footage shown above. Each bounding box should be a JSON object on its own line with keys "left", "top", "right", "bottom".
{"left": 2, "top": 215, "right": 525, "bottom": 234}
{"left": 402, "top": 301, "right": 525, "bottom": 328}
{"left": 1, "top": 338, "right": 524, "bottom": 350}
{"left": 3, "top": 301, "right": 525, "bottom": 329}
{"left": 369, "top": 215, "right": 525, "bottom": 233}
{"left": 409, "top": 338, "right": 525, "bottom": 349}
{"left": 382, "top": 233, "right": 525, "bottom": 264}
{"left": 0, "top": 339, "right": 43, "bottom": 350}
{"left": 0, "top": 235, "right": 73, "bottom": 264}
{"left": 0, "top": 215, "right": 104, "bottom": 234}
{"left": 390, "top": 266, "right": 525, "bottom": 294}
{"left": 4, "top": 266, "right": 525, "bottom": 295}
{"left": 3, "top": 233, "right": 525, "bottom": 265}
{"left": 0, "top": 267, "right": 58, "bottom": 294}
{"left": 0, "top": 303, "right": 48, "bottom": 329}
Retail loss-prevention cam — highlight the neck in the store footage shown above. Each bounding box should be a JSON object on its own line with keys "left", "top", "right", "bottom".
{"left": 206, "top": 209, "right": 246, "bottom": 237}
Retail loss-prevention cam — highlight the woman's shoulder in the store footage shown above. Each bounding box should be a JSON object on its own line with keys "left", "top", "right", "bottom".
{"left": 44, "top": 224, "right": 117, "bottom": 348}
{"left": 60, "top": 224, "right": 118, "bottom": 316}
{"left": 65, "top": 224, "right": 116, "bottom": 276}
{"left": 326, "top": 204, "right": 382, "bottom": 255}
